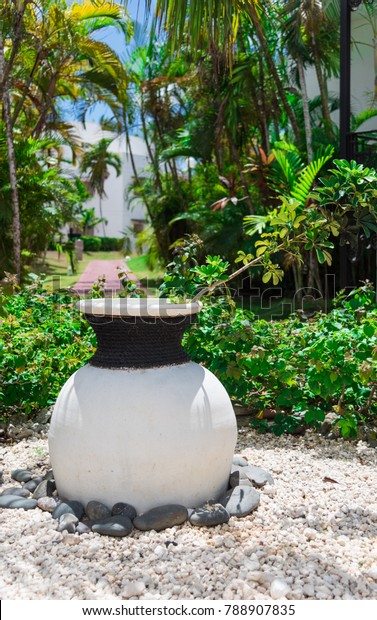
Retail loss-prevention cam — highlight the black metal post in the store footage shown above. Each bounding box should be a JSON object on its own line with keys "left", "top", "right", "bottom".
{"left": 339, "top": 1, "right": 353, "bottom": 288}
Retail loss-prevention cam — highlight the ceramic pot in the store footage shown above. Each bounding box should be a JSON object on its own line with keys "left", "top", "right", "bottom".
{"left": 48, "top": 298, "right": 237, "bottom": 512}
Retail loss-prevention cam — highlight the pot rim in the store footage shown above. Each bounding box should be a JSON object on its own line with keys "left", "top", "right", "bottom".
{"left": 76, "top": 297, "right": 202, "bottom": 318}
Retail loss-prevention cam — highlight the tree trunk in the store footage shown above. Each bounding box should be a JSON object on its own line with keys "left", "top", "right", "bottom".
{"left": 0, "top": 1, "right": 29, "bottom": 97}
{"left": 311, "top": 32, "right": 334, "bottom": 137}
{"left": 0, "top": 33, "right": 21, "bottom": 282}
{"left": 297, "top": 56, "right": 313, "bottom": 162}
{"left": 226, "top": 128, "right": 254, "bottom": 214}
{"left": 140, "top": 94, "right": 162, "bottom": 192}
{"left": 98, "top": 196, "right": 106, "bottom": 237}
{"left": 247, "top": 2, "right": 302, "bottom": 145}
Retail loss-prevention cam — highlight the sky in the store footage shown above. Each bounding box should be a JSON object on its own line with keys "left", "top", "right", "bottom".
{"left": 62, "top": 1, "right": 155, "bottom": 123}
{"left": 91, "top": 0, "right": 154, "bottom": 61}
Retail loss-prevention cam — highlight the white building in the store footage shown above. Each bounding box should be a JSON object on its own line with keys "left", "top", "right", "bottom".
{"left": 306, "top": 6, "right": 377, "bottom": 132}
{"left": 69, "top": 121, "right": 149, "bottom": 241}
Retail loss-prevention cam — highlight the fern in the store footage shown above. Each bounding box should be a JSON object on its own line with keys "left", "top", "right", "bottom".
{"left": 292, "top": 145, "right": 334, "bottom": 205}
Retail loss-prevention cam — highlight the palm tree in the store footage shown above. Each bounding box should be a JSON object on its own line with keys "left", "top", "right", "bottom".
{"left": 0, "top": 0, "right": 131, "bottom": 277}
{"left": 80, "top": 138, "right": 122, "bottom": 236}
{"left": 78, "top": 207, "right": 108, "bottom": 236}
{"left": 0, "top": 0, "right": 29, "bottom": 283}
{"left": 13, "top": 0, "right": 130, "bottom": 137}
{"left": 148, "top": 0, "right": 302, "bottom": 144}
{"left": 0, "top": 32, "right": 21, "bottom": 282}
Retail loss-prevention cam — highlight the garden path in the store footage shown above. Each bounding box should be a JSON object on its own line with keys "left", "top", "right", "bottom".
{"left": 73, "top": 259, "right": 142, "bottom": 296}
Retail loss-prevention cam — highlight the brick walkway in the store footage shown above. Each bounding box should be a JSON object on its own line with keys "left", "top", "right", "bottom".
{"left": 73, "top": 260, "right": 142, "bottom": 296}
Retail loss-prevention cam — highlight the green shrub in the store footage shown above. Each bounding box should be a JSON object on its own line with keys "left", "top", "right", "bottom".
{"left": 100, "top": 237, "right": 124, "bottom": 252}
{"left": 183, "top": 284, "right": 377, "bottom": 438}
{"left": 0, "top": 277, "right": 95, "bottom": 423}
{"left": 81, "top": 236, "right": 102, "bottom": 251}
{"left": 80, "top": 236, "right": 123, "bottom": 252}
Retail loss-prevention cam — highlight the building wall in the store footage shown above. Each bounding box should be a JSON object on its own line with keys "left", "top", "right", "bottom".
{"left": 69, "top": 122, "right": 149, "bottom": 242}
{"left": 306, "top": 6, "right": 377, "bottom": 132}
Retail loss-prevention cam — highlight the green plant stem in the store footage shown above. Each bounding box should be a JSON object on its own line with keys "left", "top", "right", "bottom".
{"left": 191, "top": 234, "right": 306, "bottom": 303}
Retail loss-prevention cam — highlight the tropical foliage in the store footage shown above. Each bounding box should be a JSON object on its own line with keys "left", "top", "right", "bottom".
{"left": 118, "top": 0, "right": 377, "bottom": 289}
{"left": 0, "top": 0, "right": 131, "bottom": 280}
{"left": 184, "top": 283, "right": 377, "bottom": 439}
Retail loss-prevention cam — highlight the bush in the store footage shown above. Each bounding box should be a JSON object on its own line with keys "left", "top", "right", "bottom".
{"left": 0, "top": 277, "right": 95, "bottom": 423}
{"left": 183, "top": 284, "right": 377, "bottom": 438}
{"left": 100, "top": 237, "right": 124, "bottom": 252}
{"left": 81, "top": 236, "right": 102, "bottom": 251}
{"left": 80, "top": 236, "right": 123, "bottom": 252}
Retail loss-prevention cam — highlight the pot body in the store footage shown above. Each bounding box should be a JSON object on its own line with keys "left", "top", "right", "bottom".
{"left": 49, "top": 361, "right": 237, "bottom": 512}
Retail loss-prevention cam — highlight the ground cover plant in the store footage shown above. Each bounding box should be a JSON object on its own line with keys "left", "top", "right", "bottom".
{"left": 184, "top": 282, "right": 377, "bottom": 439}
{"left": 0, "top": 276, "right": 94, "bottom": 423}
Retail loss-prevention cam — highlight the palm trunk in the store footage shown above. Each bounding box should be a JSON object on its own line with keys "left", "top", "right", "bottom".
{"left": 297, "top": 56, "right": 313, "bottom": 162}
{"left": 311, "top": 32, "right": 334, "bottom": 137}
{"left": 247, "top": 2, "right": 301, "bottom": 145}
{"left": 99, "top": 196, "right": 106, "bottom": 237}
{"left": 0, "top": 1, "right": 28, "bottom": 97}
{"left": 140, "top": 94, "right": 162, "bottom": 192}
{"left": 0, "top": 33, "right": 21, "bottom": 282}
{"left": 124, "top": 121, "right": 163, "bottom": 253}
{"left": 226, "top": 128, "right": 254, "bottom": 214}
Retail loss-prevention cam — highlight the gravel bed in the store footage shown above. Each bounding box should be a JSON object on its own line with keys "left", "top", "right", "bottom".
{"left": 1, "top": 427, "right": 377, "bottom": 600}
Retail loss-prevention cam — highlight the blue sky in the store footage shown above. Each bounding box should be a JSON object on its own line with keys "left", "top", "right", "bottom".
{"left": 63, "top": 1, "right": 155, "bottom": 123}
{"left": 92, "top": 0, "right": 154, "bottom": 60}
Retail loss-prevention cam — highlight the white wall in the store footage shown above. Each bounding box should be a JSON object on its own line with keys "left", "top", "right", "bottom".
{"left": 68, "top": 122, "right": 149, "bottom": 240}
{"left": 306, "top": 7, "right": 377, "bottom": 132}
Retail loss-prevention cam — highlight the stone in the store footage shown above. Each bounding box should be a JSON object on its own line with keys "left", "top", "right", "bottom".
{"left": 219, "top": 485, "right": 260, "bottom": 517}
{"left": 64, "top": 534, "right": 80, "bottom": 546}
{"left": 1, "top": 487, "right": 31, "bottom": 498}
{"left": 15, "top": 429, "right": 33, "bottom": 440}
{"left": 92, "top": 515, "right": 133, "bottom": 537}
{"left": 86, "top": 500, "right": 111, "bottom": 521}
{"left": 43, "top": 470, "right": 55, "bottom": 481}
{"left": 37, "top": 497, "right": 57, "bottom": 512}
{"left": 122, "top": 581, "right": 146, "bottom": 599}
{"left": 111, "top": 502, "right": 137, "bottom": 521}
{"left": 76, "top": 522, "right": 92, "bottom": 535}
{"left": 270, "top": 579, "right": 291, "bottom": 600}
{"left": 32, "top": 479, "right": 56, "bottom": 500}
{"left": 36, "top": 408, "right": 52, "bottom": 425}
{"left": 189, "top": 503, "right": 230, "bottom": 527}
{"left": 11, "top": 469, "right": 33, "bottom": 483}
{"left": 23, "top": 478, "right": 43, "bottom": 492}
{"left": 229, "top": 471, "right": 254, "bottom": 489}
{"left": 8, "top": 498, "right": 38, "bottom": 510}
{"left": 232, "top": 455, "right": 248, "bottom": 467}
{"left": 303, "top": 583, "right": 315, "bottom": 597}
{"left": 367, "top": 566, "right": 377, "bottom": 580}
{"left": 52, "top": 500, "right": 85, "bottom": 520}
{"left": 231, "top": 464, "right": 274, "bottom": 488}
{"left": 133, "top": 505, "right": 188, "bottom": 532}
{"left": 243, "top": 465, "right": 274, "bottom": 488}
{"left": 58, "top": 513, "right": 79, "bottom": 533}
{"left": 229, "top": 471, "right": 240, "bottom": 488}
{"left": 0, "top": 495, "right": 22, "bottom": 508}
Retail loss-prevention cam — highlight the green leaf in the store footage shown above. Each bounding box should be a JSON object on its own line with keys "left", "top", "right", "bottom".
{"left": 363, "top": 324, "right": 375, "bottom": 338}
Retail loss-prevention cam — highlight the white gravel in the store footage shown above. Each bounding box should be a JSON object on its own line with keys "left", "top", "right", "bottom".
{"left": 1, "top": 426, "right": 377, "bottom": 600}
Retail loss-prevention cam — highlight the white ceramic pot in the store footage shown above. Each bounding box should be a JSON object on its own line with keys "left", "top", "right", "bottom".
{"left": 48, "top": 298, "right": 237, "bottom": 513}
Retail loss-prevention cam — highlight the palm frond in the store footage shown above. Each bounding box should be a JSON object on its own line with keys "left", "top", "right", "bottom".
{"left": 292, "top": 145, "right": 334, "bottom": 205}
{"left": 351, "top": 108, "right": 377, "bottom": 132}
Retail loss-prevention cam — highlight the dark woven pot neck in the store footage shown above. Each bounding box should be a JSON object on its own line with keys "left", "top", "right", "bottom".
{"left": 84, "top": 314, "right": 194, "bottom": 369}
